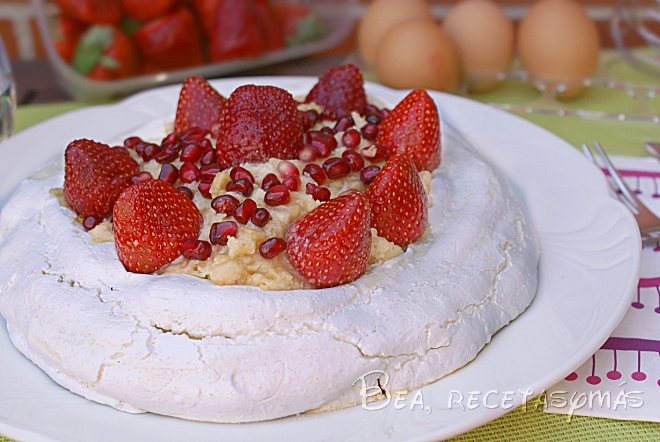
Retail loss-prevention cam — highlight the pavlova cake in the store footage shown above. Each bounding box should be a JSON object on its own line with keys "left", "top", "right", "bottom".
{"left": 0, "top": 65, "right": 539, "bottom": 423}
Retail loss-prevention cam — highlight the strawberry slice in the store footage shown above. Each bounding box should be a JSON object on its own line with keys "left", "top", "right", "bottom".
{"left": 63, "top": 139, "right": 139, "bottom": 220}
{"left": 287, "top": 191, "right": 371, "bottom": 288}
{"left": 113, "top": 179, "right": 203, "bottom": 273}
{"left": 365, "top": 154, "right": 428, "bottom": 247}
{"left": 304, "top": 64, "right": 367, "bottom": 113}
{"left": 174, "top": 76, "right": 227, "bottom": 134}
{"left": 215, "top": 84, "right": 303, "bottom": 166}
{"left": 376, "top": 89, "right": 441, "bottom": 172}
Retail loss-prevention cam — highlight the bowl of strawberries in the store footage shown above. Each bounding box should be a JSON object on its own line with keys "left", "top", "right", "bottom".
{"left": 32, "top": 0, "right": 357, "bottom": 101}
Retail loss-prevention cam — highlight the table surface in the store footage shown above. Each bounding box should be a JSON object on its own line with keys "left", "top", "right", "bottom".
{"left": 6, "top": 52, "right": 660, "bottom": 442}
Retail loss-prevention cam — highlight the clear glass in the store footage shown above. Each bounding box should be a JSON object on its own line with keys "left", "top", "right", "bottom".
{"left": 0, "top": 36, "right": 15, "bottom": 142}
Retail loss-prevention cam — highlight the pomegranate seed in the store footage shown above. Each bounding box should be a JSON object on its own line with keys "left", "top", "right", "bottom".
{"left": 200, "top": 163, "right": 222, "bottom": 181}
{"left": 333, "top": 116, "right": 354, "bottom": 133}
{"left": 320, "top": 127, "right": 334, "bottom": 135}
{"left": 282, "top": 175, "right": 300, "bottom": 192}
{"left": 200, "top": 148, "right": 217, "bottom": 165}
{"left": 134, "top": 140, "right": 146, "bottom": 156}
{"left": 181, "top": 239, "right": 212, "bottom": 260}
{"left": 251, "top": 208, "right": 271, "bottom": 227}
{"left": 178, "top": 162, "right": 200, "bottom": 183}
{"left": 322, "top": 157, "right": 351, "bottom": 179}
{"left": 162, "top": 132, "right": 179, "bottom": 143}
{"left": 177, "top": 186, "right": 194, "bottom": 200}
{"left": 131, "top": 171, "right": 153, "bottom": 184}
{"left": 261, "top": 173, "right": 281, "bottom": 191}
{"left": 158, "top": 164, "right": 179, "bottom": 184}
{"left": 180, "top": 143, "right": 203, "bottom": 162}
{"left": 211, "top": 194, "right": 240, "bottom": 215}
{"left": 306, "top": 183, "right": 331, "bottom": 201}
{"left": 361, "top": 123, "right": 379, "bottom": 141}
{"left": 198, "top": 138, "right": 213, "bottom": 151}
{"left": 299, "top": 110, "right": 314, "bottom": 131}
{"left": 233, "top": 198, "right": 257, "bottom": 224}
{"left": 363, "top": 104, "right": 380, "bottom": 116}
{"left": 365, "top": 113, "right": 382, "bottom": 124}
{"left": 336, "top": 108, "right": 350, "bottom": 119}
{"left": 124, "top": 136, "right": 142, "bottom": 149}
{"left": 342, "top": 150, "right": 365, "bottom": 171}
{"left": 259, "top": 237, "right": 287, "bottom": 259}
{"left": 155, "top": 148, "right": 178, "bottom": 164}
{"left": 360, "top": 165, "right": 381, "bottom": 184}
{"left": 230, "top": 166, "right": 255, "bottom": 184}
{"left": 264, "top": 184, "right": 291, "bottom": 206}
{"left": 361, "top": 144, "right": 388, "bottom": 162}
{"left": 298, "top": 144, "right": 319, "bottom": 162}
{"left": 198, "top": 180, "right": 213, "bottom": 198}
{"left": 303, "top": 163, "right": 326, "bottom": 184}
{"left": 180, "top": 127, "right": 208, "bottom": 142}
{"left": 209, "top": 221, "right": 238, "bottom": 245}
{"left": 308, "top": 131, "right": 337, "bottom": 157}
{"left": 161, "top": 140, "right": 183, "bottom": 152}
{"left": 306, "top": 109, "right": 319, "bottom": 125}
{"left": 82, "top": 215, "right": 101, "bottom": 230}
{"left": 141, "top": 143, "right": 161, "bottom": 161}
{"left": 342, "top": 129, "right": 361, "bottom": 148}
{"left": 320, "top": 108, "right": 336, "bottom": 121}
{"left": 380, "top": 108, "right": 390, "bottom": 119}
{"left": 277, "top": 160, "right": 299, "bottom": 178}
{"left": 227, "top": 178, "right": 253, "bottom": 197}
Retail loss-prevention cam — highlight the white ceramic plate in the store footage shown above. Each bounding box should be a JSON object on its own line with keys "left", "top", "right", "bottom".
{"left": 0, "top": 78, "right": 642, "bottom": 441}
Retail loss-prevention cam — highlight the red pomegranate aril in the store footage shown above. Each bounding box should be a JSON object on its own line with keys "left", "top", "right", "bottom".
{"left": 361, "top": 144, "right": 388, "bottom": 162}
{"left": 320, "top": 108, "right": 336, "bottom": 121}
{"left": 180, "top": 127, "right": 208, "bottom": 142}
{"left": 141, "top": 143, "right": 161, "bottom": 161}
{"left": 360, "top": 165, "right": 381, "bottom": 184}
{"left": 181, "top": 239, "right": 212, "bottom": 260}
{"left": 82, "top": 215, "right": 101, "bottom": 230}
{"left": 264, "top": 184, "right": 290, "bottom": 206}
{"left": 363, "top": 104, "right": 380, "bottom": 116}
{"left": 261, "top": 173, "right": 281, "bottom": 191}
{"left": 211, "top": 194, "right": 240, "bottom": 215}
{"left": 161, "top": 140, "right": 183, "bottom": 152}
{"left": 306, "top": 109, "right": 319, "bottom": 125}
{"left": 336, "top": 107, "right": 350, "bottom": 119}
{"left": 322, "top": 157, "right": 351, "bottom": 179}
{"left": 158, "top": 163, "right": 179, "bottom": 184}
{"left": 209, "top": 221, "right": 238, "bottom": 245}
{"left": 299, "top": 110, "right": 314, "bottom": 131}
{"left": 230, "top": 166, "right": 255, "bottom": 184}
{"left": 361, "top": 123, "right": 379, "bottom": 141}
{"left": 303, "top": 163, "right": 326, "bottom": 185}
{"left": 134, "top": 140, "right": 146, "bottom": 155}
{"left": 259, "top": 237, "right": 287, "bottom": 259}
{"left": 297, "top": 144, "right": 319, "bottom": 162}
{"left": 333, "top": 116, "right": 354, "bottom": 133}
{"left": 131, "top": 171, "right": 153, "bottom": 184}
{"left": 177, "top": 186, "right": 194, "bottom": 200}
{"left": 200, "top": 148, "right": 217, "bottom": 165}
{"left": 180, "top": 143, "right": 203, "bottom": 162}
{"left": 198, "top": 138, "right": 213, "bottom": 150}
{"left": 200, "top": 163, "right": 222, "bottom": 181}
{"left": 227, "top": 178, "right": 253, "bottom": 197}
{"left": 233, "top": 198, "right": 257, "bottom": 224}
{"left": 251, "top": 208, "right": 271, "bottom": 227}
{"left": 365, "top": 113, "right": 382, "bottom": 124}
{"left": 342, "top": 129, "right": 361, "bottom": 148}
{"left": 277, "top": 160, "right": 299, "bottom": 178}
{"left": 282, "top": 174, "right": 300, "bottom": 192}
{"left": 179, "top": 162, "right": 201, "bottom": 183}
{"left": 124, "top": 136, "right": 142, "bottom": 149}
{"left": 162, "top": 132, "right": 179, "bottom": 143}
{"left": 306, "top": 183, "right": 331, "bottom": 202}
{"left": 320, "top": 126, "right": 334, "bottom": 135}
{"left": 155, "top": 148, "right": 178, "bottom": 164}
{"left": 380, "top": 108, "right": 390, "bottom": 119}
{"left": 198, "top": 180, "right": 213, "bottom": 198}
{"left": 342, "top": 150, "right": 365, "bottom": 171}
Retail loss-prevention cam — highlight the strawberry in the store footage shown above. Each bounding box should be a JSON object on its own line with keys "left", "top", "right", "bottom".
{"left": 72, "top": 25, "right": 140, "bottom": 80}
{"left": 53, "top": 0, "right": 122, "bottom": 25}
{"left": 113, "top": 179, "right": 203, "bottom": 273}
{"left": 174, "top": 76, "right": 227, "bottom": 134}
{"left": 365, "top": 154, "right": 428, "bottom": 247}
{"left": 215, "top": 85, "right": 303, "bottom": 166}
{"left": 207, "top": 0, "right": 270, "bottom": 62}
{"left": 119, "top": 0, "right": 178, "bottom": 22}
{"left": 50, "top": 14, "right": 88, "bottom": 63}
{"left": 63, "top": 139, "right": 139, "bottom": 219}
{"left": 287, "top": 191, "right": 371, "bottom": 288}
{"left": 304, "top": 64, "right": 367, "bottom": 114}
{"left": 376, "top": 89, "right": 441, "bottom": 172}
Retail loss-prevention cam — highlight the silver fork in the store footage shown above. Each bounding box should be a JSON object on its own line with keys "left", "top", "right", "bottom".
{"left": 582, "top": 141, "right": 660, "bottom": 238}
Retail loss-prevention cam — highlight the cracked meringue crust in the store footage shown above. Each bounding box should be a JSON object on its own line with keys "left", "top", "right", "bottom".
{"left": 0, "top": 122, "right": 539, "bottom": 423}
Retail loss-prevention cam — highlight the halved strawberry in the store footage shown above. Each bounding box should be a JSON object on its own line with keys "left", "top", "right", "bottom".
{"left": 63, "top": 139, "right": 139, "bottom": 220}
{"left": 376, "top": 89, "right": 441, "bottom": 172}
{"left": 113, "top": 179, "right": 203, "bottom": 274}
{"left": 365, "top": 154, "right": 428, "bottom": 247}
{"left": 174, "top": 76, "right": 227, "bottom": 134}
{"left": 287, "top": 191, "right": 371, "bottom": 288}
{"left": 215, "top": 84, "right": 303, "bottom": 166}
{"left": 304, "top": 64, "right": 367, "bottom": 113}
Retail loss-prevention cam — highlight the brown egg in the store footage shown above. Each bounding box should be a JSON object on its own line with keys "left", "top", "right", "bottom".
{"left": 442, "top": 0, "right": 514, "bottom": 92}
{"left": 518, "top": 0, "right": 600, "bottom": 99}
{"left": 375, "top": 20, "right": 460, "bottom": 92}
{"left": 357, "top": 0, "right": 435, "bottom": 67}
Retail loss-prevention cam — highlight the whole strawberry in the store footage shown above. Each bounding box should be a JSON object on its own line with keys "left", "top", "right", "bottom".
{"left": 287, "top": 191, "right": 371, "bottom": 288}
{"left": 376, "top": 89, "right": 441, "bottom": 172}
{"left": 215, "top": 85, "right": 303, "bottom": 166}
{"left": 113, "top": 179, "right": 203, "bottom": 274}
{"left": 304, "top": 64, "right": 367, "bottom": 113}
{"left": 174, "top": 76, "right": 227, "bottom": 134}
{"left": 64, "top": 139, "right": 139, "bottom": 219}
{"left": 365, "top": 154, "right": 428, "bottom": 247}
